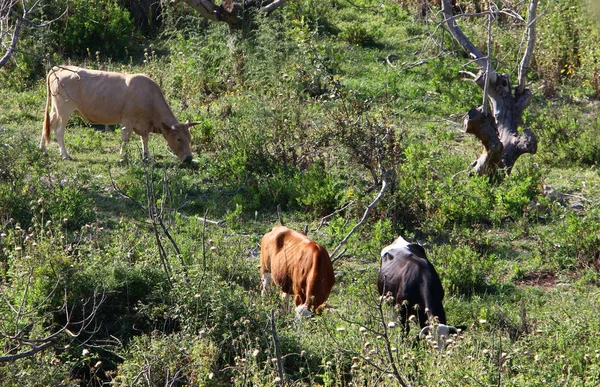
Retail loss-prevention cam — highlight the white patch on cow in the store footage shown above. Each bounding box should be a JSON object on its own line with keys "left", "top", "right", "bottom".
{"left": 380, "top": 235, "right": 411, "bottom": 257}
{"left": 295, "top": 305, "right": 313, "bottom": 319}
{"left": 261, "top": 273, "right": 273, "bottom": 295}
{"left": 419, "top": 324, "right": 458, "bottom": 351}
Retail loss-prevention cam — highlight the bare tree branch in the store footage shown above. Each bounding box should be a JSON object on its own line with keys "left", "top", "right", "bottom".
{"left": 0, "top": 339, "right": 57, "bottom": 362}
{"left": 517, "top": 0, "right": 539, "bottom": 95}
{"left": 262, "top": 0, "right": 290, "bottom": 14}
{"left": 441, "top": 0, "right": 539, "bottom": 178}
{"left": 0, "top": 1, "right": 66, "bottom": 68}
{"left": 0, "top": 15, "right": 21, "bottom": 67}
{"left": 331, "top": 171, "right": 390, "bottom": 262}
{"left": 441, "top": 0, "right": 496, "bottom": 83}
{"left": 481, "top": 4, "right": 494, "bottom": 115}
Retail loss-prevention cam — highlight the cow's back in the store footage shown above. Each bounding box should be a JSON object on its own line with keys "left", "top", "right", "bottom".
{"left": 261, "top": 226, "right": 314, "bottom": 290}
{"left": 260, "top": 226, "right": 334, "bottom": 312}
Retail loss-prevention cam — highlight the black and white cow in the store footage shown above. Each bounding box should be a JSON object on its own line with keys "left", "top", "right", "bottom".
{"left": 378, "top": 236, "right": 447, "bottom": 331}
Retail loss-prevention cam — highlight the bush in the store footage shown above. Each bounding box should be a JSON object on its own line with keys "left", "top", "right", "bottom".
{"left": 54, "top": 0, "right": 137, "bottom": 59}
{"left": 430, "top": 244, "right": 493, "bottom": 296}
{"left": 116, "top": 332, "right": 218, "bottom": 386}
{"left": 341, "top": 22, "right": 375, "bottom": 46}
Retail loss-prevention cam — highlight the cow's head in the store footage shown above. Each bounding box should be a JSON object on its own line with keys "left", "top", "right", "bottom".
{"left": 162, "top": 121, "right": 200, "bottom": 163}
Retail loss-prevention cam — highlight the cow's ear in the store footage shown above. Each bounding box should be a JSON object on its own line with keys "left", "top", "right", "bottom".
{"left": 162, "top": 123, "right": 177, "bottom": 132}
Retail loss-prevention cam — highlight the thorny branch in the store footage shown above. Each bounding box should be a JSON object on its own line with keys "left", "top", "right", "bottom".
{"left": 108, "top": 164, "right": 189, "bottom": 288}
{"left": 323, "top": 291, "right": 411, "bottom": 386}
{"left": 0, "top": 277, "right": 106, "bottom": 362}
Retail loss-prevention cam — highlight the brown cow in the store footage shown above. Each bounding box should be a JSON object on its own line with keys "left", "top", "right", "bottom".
{"left": 40, "top": 65, "right": 198, "bottom": 162}
{"left": 260, "top": 226, "right": 335, "bottom": 318}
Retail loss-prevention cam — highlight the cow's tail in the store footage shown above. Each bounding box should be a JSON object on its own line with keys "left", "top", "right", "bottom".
{"left": 41, "top": 69, "right": 53, "bottom": 147}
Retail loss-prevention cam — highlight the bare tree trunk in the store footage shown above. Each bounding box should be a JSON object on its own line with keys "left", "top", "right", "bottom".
{"left": 468, "top": 72, "right": 537, "bottom": 176}
{"left": 442, "top": 0, "right": 539, "bottom": 178}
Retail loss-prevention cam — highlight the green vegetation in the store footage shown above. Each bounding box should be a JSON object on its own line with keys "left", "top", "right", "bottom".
{"left": 1, "top": 0, "right": 600, "bottom": 385}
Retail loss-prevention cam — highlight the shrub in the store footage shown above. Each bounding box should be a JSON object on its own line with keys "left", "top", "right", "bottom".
{"left": 53, "top": 0, "right": 137, "bottom": 59}
{"left": 116, "top": 332, "right": 218, "bottom": 386}
{"left": 430, "top": 244, "right": 493, "bottom": 296}
{"left": 341, "top": 22, "right": 375, "bottom": 46}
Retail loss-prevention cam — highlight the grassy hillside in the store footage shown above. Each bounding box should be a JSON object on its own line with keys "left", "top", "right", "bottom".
{"left": 1, "top": 0, "right": 600, "bottom": 385}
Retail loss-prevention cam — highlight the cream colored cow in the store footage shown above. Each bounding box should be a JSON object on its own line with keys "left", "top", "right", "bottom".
{"left": 40, "top": 65, "right": 198, "bottom": 162}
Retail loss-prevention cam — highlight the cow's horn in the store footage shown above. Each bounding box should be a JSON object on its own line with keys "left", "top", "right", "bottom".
{"left": 185, "top": 120, "right": 202, "bottom": 128}
{"left": 418, "top": 326, "right": 431, "bottom": 340}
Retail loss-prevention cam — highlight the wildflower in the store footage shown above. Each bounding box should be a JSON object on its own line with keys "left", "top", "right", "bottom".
{"left": 387, "top": 322, "right": 396, "bottom": 328}
{"left": 336, "top": 327, "right": 346, "bottom": 332}
{"left": 359, "top": 326, "right": 367, "bottom": 333}
{"left": 82, "top": 349, "right": 90, "bottom": 356}
{"left": 252, "top": 349, "right": 260, "bottom": 357}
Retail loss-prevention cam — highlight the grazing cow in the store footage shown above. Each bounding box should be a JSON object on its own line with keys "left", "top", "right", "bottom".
{"left": 40, "top": 65, "right": 199, "bottom": 162}
{"left": 260, "top": 226, "right": 335, "bottom": 318}
{"left": 378, "top": 236, "right": 446, "bottom": 331}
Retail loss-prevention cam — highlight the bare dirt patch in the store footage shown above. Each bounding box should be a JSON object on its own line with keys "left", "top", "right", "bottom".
{"left": 516, "top": 270, "right": 558, "bottom": 289}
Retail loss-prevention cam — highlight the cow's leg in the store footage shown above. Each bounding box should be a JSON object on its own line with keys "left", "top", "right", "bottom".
{"left": 260, "top": 273, "right": 273, "bottom": 295}
{"left": 140, "top": 133, "right": 153, "bottom": 161}
{"left": 119, "top": 126, "right": 133, "bottom": 162}
{"left": 54, "top": 116, "right": 71, "bottom": 160}
{"left": 293, "top": 291, "right": 312, "bottom": 319}
{"left": 50, "top": 104, "right": 75, "bottom": 160}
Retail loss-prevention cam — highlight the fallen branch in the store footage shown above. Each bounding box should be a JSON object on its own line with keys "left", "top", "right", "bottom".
{"left": 196, "top": 216, "right": 225, "bottom": 226}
